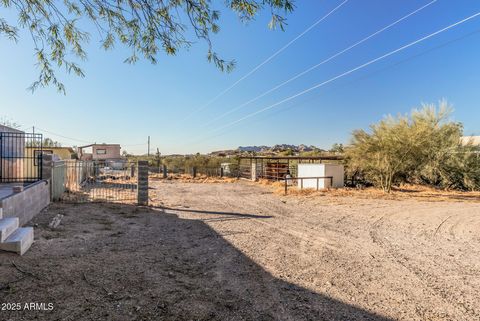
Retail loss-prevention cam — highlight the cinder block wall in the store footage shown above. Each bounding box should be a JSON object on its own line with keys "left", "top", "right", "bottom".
{"left": 0, "top": 180, "right": 50, "bottom": 225}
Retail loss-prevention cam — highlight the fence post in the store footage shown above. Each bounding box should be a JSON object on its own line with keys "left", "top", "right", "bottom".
{"left": 192, "top": 167, "right": 197, "bottom": 178}
{"left": 137, "top": 161, "right": 149, "bottom": 206}
{"left": 251, "top": 161, "right": 257, "bottom": 181}
{"left": 163, "top": 164, "right": 167, "bottom": 178}
{"left": 41, "top": 154, "right": 53, "bottom": 200}
{"left": 220, "top": 167, "right": 224, "bottom": 178}
{"left": 130, "top": 163, "right": 135, "bottom": 178}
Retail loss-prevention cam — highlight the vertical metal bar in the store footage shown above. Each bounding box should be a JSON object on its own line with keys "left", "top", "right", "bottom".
{"left": 301, "top": 178, "right": 303, "bottom": 189}
{"left": 316, "top": 178, "right": 319, "bottom": 191}
{"left": 284, "top": 178, "right": 287, "bottom": 195}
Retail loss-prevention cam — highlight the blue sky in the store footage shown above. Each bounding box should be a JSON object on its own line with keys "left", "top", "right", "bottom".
{"left": 1, "top": 0, "right": 480, "bottom": 154}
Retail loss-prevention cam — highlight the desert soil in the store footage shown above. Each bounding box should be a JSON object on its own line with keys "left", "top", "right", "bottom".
{"left": 1, "top": 180, "right": 479, "bottom": 320}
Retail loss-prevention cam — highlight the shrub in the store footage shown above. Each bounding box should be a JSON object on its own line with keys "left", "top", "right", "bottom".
{"left": 346, "top": 101, "right": 479, "bottom": 192}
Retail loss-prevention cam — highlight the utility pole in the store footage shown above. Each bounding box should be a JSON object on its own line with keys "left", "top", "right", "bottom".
{"left": 147, "top": 136, "right": 150, "bottom": 157}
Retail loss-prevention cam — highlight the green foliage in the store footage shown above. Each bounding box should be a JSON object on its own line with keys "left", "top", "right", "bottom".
{"left": 26, "top": 137, "right": 62, "bottom": 147}
{"left": 329, "top": 143, "right": 344, "bottom": 153}
{"left": 161, "top": 154, "right": 233, "bottom": 172}
{"left": 279, "top": 148, "right": 294, "bottom": 156}
{"left": 299, "top": 148, "right": 324, "bottom": 157}
{"left": 42, "top": 137, "right": 62, "bottom": 147}
{"left": 346, "top": 101, "right": 480, "bottom": 192}
{"left": 0, "top": 0, "right": 295, "bottom": 93}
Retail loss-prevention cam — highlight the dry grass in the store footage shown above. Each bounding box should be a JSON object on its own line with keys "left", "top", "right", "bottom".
{"left": 149, "top": 173, "right": 238, "bottom": 184}
{"left": 269, "top": 182, "right": 480, "bottom": 203}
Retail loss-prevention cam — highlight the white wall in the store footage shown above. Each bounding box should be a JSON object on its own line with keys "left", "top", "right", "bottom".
{"left": 297, "top": 164, "right": 344, "bottom": 189}
{"left": 324, "top": 164, "right": 344, "bottom": 188}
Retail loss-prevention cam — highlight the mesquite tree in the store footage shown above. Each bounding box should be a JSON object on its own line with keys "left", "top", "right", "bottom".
{"left": 0, "top": 0, "right": 295, "bottom": 93}
{"left": 346, "top": 101, "right": 480, "bottom": 192}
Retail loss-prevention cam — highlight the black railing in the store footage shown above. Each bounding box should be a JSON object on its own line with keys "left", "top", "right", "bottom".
{"left": 283, "top": 176, "right": 333, "bottom": 195}
{"left": 0, "top": 131, "right": 43, "bottom": 183}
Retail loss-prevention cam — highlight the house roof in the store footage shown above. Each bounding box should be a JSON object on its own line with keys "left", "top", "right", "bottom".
{"left": 26, "top": 146, "right": 75, "bottom": 153}
{"left": 239, "top": 155, "right": 344, "bottom": 161}
{"left": 0, "top": 124, "right": 24, "bottom": 133}
{"left": 461, "top": 136, "right": 480, "bottom": 146}
{"left": 78, "top": 143, "right": 121, "bottom": 149}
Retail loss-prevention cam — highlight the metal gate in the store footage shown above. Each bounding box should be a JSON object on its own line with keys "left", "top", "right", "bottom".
{"left": 52, "top": 160, "right": 137, "bottom": 203}
{"left": 0, "top": 131, "right": 43, "bottom": 183}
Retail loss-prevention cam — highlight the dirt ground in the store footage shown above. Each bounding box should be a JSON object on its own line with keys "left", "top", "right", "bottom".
{"left": 1, "top": 180, "right": 479, "bottom": 320}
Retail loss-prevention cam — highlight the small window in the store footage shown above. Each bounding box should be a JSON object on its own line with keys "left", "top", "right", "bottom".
{"left": 96, "top": 149, "right": 107, "bottom": 155}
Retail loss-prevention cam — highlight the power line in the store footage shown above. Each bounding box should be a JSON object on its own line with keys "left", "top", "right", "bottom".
{"left": 238, "top": 27, "right": 480, "bottom": 132}
{"left": 203, "top": 0, "right": 438, "bottom": 127}
{"left": 123, "top": 143, "right": 148, "bottom": 147}
{"left": 35, "top": 126, "right": 146, "bottom": 147}
{"left": 34, "top": 127, "right": 94, "bottom": 144}
{"left": 178, "top": 0, "right": 350, "bottom": 123}
{"left": 196, "top": 11, "right": 480, "bottom": 143}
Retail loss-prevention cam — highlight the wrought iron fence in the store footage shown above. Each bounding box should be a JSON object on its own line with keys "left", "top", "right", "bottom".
{"left": 0, "top": 131, "right": 43, "bottom": 183}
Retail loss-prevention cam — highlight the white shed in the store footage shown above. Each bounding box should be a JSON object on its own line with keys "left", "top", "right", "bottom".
{"left": 297, "top": 163, "right": 344, "bottom": 189}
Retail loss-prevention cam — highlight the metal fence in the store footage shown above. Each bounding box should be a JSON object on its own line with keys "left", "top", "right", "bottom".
{"left": 283, "top": 176, "right": 334, "bottom": 195}
{"left": 0, "top": 131, "right": 43, "bottom": 183}
{"left": 52, "top": 160, "right": 137, "bottom": 203}
{"left": 237, "top": 156, "right": 343, "bottom": 181}
{"left": 159, "top": 165, "right": 241, "bottom": 178}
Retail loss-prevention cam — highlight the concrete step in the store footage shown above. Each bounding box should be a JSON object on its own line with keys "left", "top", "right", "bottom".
{"left": 0, "top": 227, "right": 34, "bottom": 255}
{"left": 0, "top": 217, "right": 19, "bottom": 242}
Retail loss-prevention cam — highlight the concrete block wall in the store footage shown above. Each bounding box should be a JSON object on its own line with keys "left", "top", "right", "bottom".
{"left": 0, "top": 180, "right": 50, "bottom": 226}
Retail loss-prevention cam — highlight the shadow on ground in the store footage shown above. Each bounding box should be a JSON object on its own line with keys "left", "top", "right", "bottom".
{"left": 0, "top": 203, "right": 393, "bottom": 321}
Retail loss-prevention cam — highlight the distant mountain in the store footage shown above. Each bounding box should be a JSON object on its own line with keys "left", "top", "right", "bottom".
{"left": 237, "top": 146, "right": 270, "bottom": 152}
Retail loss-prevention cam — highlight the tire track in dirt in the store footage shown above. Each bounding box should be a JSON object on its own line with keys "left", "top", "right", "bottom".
{"left": 150, "top": 181, "right": 480, "bottom": 320}
{"left": 368, "top": 208, "right": 480, "bottom": 319}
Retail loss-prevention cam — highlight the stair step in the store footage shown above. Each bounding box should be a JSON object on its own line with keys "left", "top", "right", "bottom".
{"left": 0, "top": 217, "right": 19, "bottom": 242}
{"left": 0, "top": 227, "right": 34, "bottom": 255}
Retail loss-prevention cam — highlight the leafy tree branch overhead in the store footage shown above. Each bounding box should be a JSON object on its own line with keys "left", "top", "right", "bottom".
{"left": 0, "top": 0, "right": 295, "bottom": 93}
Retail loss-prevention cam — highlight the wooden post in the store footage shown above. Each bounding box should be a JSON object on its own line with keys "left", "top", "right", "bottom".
{"left": 192, "top": 167, "right": 197, "bottom": 178}
{"left": 251, "top": 161, "right": 257, "bottom": 181}
{"left": 130, "top": 163, "right": 135, "bottom": 178}
{"left": 220, "top": 167, "right": 224, "bottom": 178}
{"left": 162, "top": 164, "right": 167, "bottom": 178}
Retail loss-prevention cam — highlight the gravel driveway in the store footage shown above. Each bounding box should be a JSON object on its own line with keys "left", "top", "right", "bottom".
{"left": 1, "top": 180, "right": 479, "bottom": 320}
